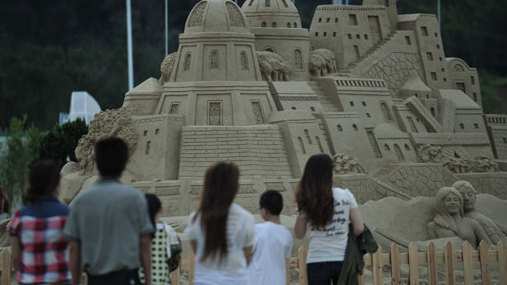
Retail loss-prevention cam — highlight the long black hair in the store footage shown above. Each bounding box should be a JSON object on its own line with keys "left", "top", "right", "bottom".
{"left": 296, "top": 154, "right": 335, "bottom": 229}
{"left": 145, "top": 193, "right": 162, "bottom": 238}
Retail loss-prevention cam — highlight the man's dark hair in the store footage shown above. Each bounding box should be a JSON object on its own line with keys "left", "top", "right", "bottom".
{"left": 94, "top": 137, "right": 129, "bottom": 179}
{"left": 259, "top": 190, "right": 283, "bottom": 216}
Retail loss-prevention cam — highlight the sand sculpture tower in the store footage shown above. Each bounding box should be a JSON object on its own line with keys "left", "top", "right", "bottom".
{"left": 241, "top": 0, "right": 311, "bottom": 80}
{"left": 63, "top": 0, "right": 507, "bottom": 217}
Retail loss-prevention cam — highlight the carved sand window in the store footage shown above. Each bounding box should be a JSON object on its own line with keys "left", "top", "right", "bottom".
{"left": 404, "top": 144, "right": 410, "bottom": 151}
{"left": 184, "top": 53, "right": 191, "bottom": 71}
{"left": 155, "top": 129, "right": 160, "bottom": 135}
{"left": 294, "top": 49, "right": 303, "bottom": 70}
{"left": 380, "top": 102, "right": 392, "bottom": 121}
{"left": 304, "top": 129, "right": 312, "bottom": 144}
{"left": 210, "top": 50, "right": 219, "bottom": 69}
{"left": 353, "top": 124, "right": 358, "bottom": 131}
{"left": 503, "top": 138, "right": 506, "bottom": 144}
{"left": 421, "top": 26, "right": 429, "bottom": 36}
{"left": 287, "top": 22, "right": 292, "bottom": 28}
{"left": 262, "top": 21, "right": 267, "bottom": 27}
{"left": 240, "top": 51, "right": 249, "bottom": 70}
{"left": 248, "top": 0, "right": 254, "bottom": 6}
{"left": 431, "top": 107, "right": 436, "bottom": 117}
{"left": 169, "top": 103, "right": 180, "bottom": 114}
{"left": 143, "top": 130, "right": 147, "bottom": 136}
{"left": 337, "top": 125, "right": 343, "bottom": 132}
{"left": 298, "top": 137, "right": 306, "bottom": 154}
{"left": 251, "top": 101, "right": 265, "bottom": 124}
{"left": 145, "top": 141, "right": 151, "bottom": 155}
{"left": 281, "top": 0, "right": 288, "bottom": 7}
{"left": 384, "top": 144, "right": 391, "bottom": 151}
{"left": 294, "top": 22, "right": 297, "bottom": 28}
{"left": 349, "top": 14, "right": 358, "bottom": 25}
{"left": 272, "top": 22, "right": 277, "bottom": 28}
{"left": 394, "top": 144, "right": 405, "bottom": 161}
{"left": 265, "top": 0, "right": 270, "bottom": 7}
{"left": 208, "top": 101, "right": 222, "bottom": 125}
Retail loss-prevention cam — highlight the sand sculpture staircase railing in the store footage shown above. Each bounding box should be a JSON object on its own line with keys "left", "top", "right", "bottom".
{"left": 307, "top": 81, "right": 340, "bottom": 112}
{"left": 343, "top": 30, "right": 399, "bottom": 73}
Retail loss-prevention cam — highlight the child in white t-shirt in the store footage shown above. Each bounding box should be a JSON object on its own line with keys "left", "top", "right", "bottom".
{"left": 248, "top": 190, "right": 293, "bottom": 285}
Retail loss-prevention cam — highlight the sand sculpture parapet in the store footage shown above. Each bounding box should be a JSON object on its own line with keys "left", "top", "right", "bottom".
{"left": 61, "top": 0, "right": 506, "bottom": 237}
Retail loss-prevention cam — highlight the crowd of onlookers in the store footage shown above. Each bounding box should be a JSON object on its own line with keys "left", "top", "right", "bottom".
{"left": 9, "top": 136, "right": 372, "bottom": 285}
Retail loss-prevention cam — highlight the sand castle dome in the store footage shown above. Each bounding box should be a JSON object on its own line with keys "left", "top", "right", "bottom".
{"left": 184, "top": 0, "right": 249, "bottom": 34}
{"left": 241, "top": 0, "right": 302, "bottom": 29}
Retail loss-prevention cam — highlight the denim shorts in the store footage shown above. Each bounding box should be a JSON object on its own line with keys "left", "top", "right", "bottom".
{"left": 307, "top": 261, "right": 343, "bottom": 285}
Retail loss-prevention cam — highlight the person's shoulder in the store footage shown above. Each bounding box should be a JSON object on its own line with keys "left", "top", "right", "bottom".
{"left": 333, "top": 187, "right": 355, "bottom": 198}
{"left": 231, "top": 203, "right": 254, "bottom": 222}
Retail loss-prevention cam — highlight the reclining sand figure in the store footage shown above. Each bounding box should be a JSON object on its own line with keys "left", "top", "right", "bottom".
{"left": 427, "top": 187, "right": 492, "bottom": 248}
{"left": 453, "top": 181, "right": 507, "bottom": 245}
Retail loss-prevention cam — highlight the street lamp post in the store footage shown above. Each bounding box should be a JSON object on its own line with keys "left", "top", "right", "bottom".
{"left": 126, "top": 0, "right": 134, "bottom": 91}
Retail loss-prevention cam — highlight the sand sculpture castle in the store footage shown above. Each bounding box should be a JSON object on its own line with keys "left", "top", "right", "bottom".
{"left": 61, "top": 0, "right": 507, "bottom": 221}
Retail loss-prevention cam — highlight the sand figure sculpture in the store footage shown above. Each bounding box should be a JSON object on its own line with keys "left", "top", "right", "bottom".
{"left": 256, "top": 51, "right": 292, "bottom": 82}
{"left": 427, "top": 187, "right": 491, "bottom": 248}
{"left": 453, "top": 181, "right": 507, "bottom": 245}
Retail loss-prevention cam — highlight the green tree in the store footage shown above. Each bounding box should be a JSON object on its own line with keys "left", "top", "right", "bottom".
{"left": 37, "top": 118, "right": 88, "bottom": 167}
{"left": 0, "top": 115, "right": 43, "bottom": 211}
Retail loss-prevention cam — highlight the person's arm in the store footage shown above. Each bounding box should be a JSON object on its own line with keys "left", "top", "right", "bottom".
{"left": 243, "top": 246, "right": 253, "bottom": 266}
{"left": 350, "top": 208, "right": 364, "bottom": 236}
{"left": 10, "top": 236, "right": 20, "bottom": 272}
{"left": 427, "top": 221, "right": 437, "bottom": 239}
{"left": 140, "top": 234, "right": 152, "bottom": 285}
{"left": 69, "top": 241, "right": 82, "bottom": 285}
{"left": 294, "top": 215, "right": 307, "bottom": 239}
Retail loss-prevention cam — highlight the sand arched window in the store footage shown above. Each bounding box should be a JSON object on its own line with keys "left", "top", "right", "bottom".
{"left": 261, "top": 21, "right": 267, "bottom": 27}
{"left": 287, "top": 22, "right": 292, "bottom": 28}
{"left": 294, "top": 49, "right": 303, "bottom": 70}
{"left": 265, "top": 0, "right": 270, "bottom": 7}
{"left": 380, "top": 102, "right": 392, "bottom": 121}
{"left": 272, "top": 22, "right": 277, "bottom": 28}
{"left": 183, "top": 53, "right": 192, "bottom": 71}
{"left": 240, "top": 51, "right": 249, "bottom": 70}
{"left": 394, "top": 144, "right": 405, "bottom": 161}
{"left": 210, "top": 50, "right": 219, "bottom": 69}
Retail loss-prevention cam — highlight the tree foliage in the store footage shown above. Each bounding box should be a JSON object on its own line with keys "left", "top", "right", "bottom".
{"left": 37, "top": 118, "right": 88, "bottom": 166}
{"left": 0, "top": 116, "right": 42, "bottom": 210}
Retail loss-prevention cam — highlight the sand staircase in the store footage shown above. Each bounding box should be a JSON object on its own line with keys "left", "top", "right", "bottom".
{"left": 307, "top": 81, "right": 340, "bottom": 112}
{"left": 343, "top": 30, "right": 399, "bottom": 73}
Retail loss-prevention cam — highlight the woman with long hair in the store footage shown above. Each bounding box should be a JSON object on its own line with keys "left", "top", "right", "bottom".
{"left": 294, "top": 154, "right": 364, "bottom": 285}
{"left": 184, "top": 162, "right": 254, "bottom": 284}
{"left": 9, "top": 160, "right": 71, "bottom": 285}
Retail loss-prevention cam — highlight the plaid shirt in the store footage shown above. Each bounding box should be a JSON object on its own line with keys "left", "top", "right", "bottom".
{"left": 9, "top": 195, "right": 71, "bottom": 284}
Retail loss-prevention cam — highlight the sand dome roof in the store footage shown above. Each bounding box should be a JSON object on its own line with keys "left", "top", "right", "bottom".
{"left": 241, "top": 0, "right": 302, "bottom": 28}
{"left": 184, "top": 0, "right": 249, "bottom": 34}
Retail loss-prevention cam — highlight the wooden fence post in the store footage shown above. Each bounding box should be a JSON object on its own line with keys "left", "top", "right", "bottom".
{"left": 372, "top": 245, "right": 383, "bottom": 285}
{"left": 462, "top": 241, "right": 473, "bottom": 285}
{"left": 1, "top": 249, "right": 11, "bottom": 285}
{"left": 170, "top": 267, "right": 180, "bottom": 285}
{"left": 498, "top": 240, "right": 507, "bottom": 285}
{"left": 390, "top": 243, "right": 400, "bottom": 285}
{"left": 426, "top": 242, "right": 437, "bottom": 285}
{"left": 444, "top": 242, "right": 455, "bottom": 285}
{"left": 189, "top": 250, "right": 195, "bottom": 285}
{"left": 408, "top": 242, "right": 419, "bottom": 285}
{"left": 478, "top": 240, "right": 491, "bottom": 285}
{"left": 298, "top": 246, "right": 307, "bottom": 285}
